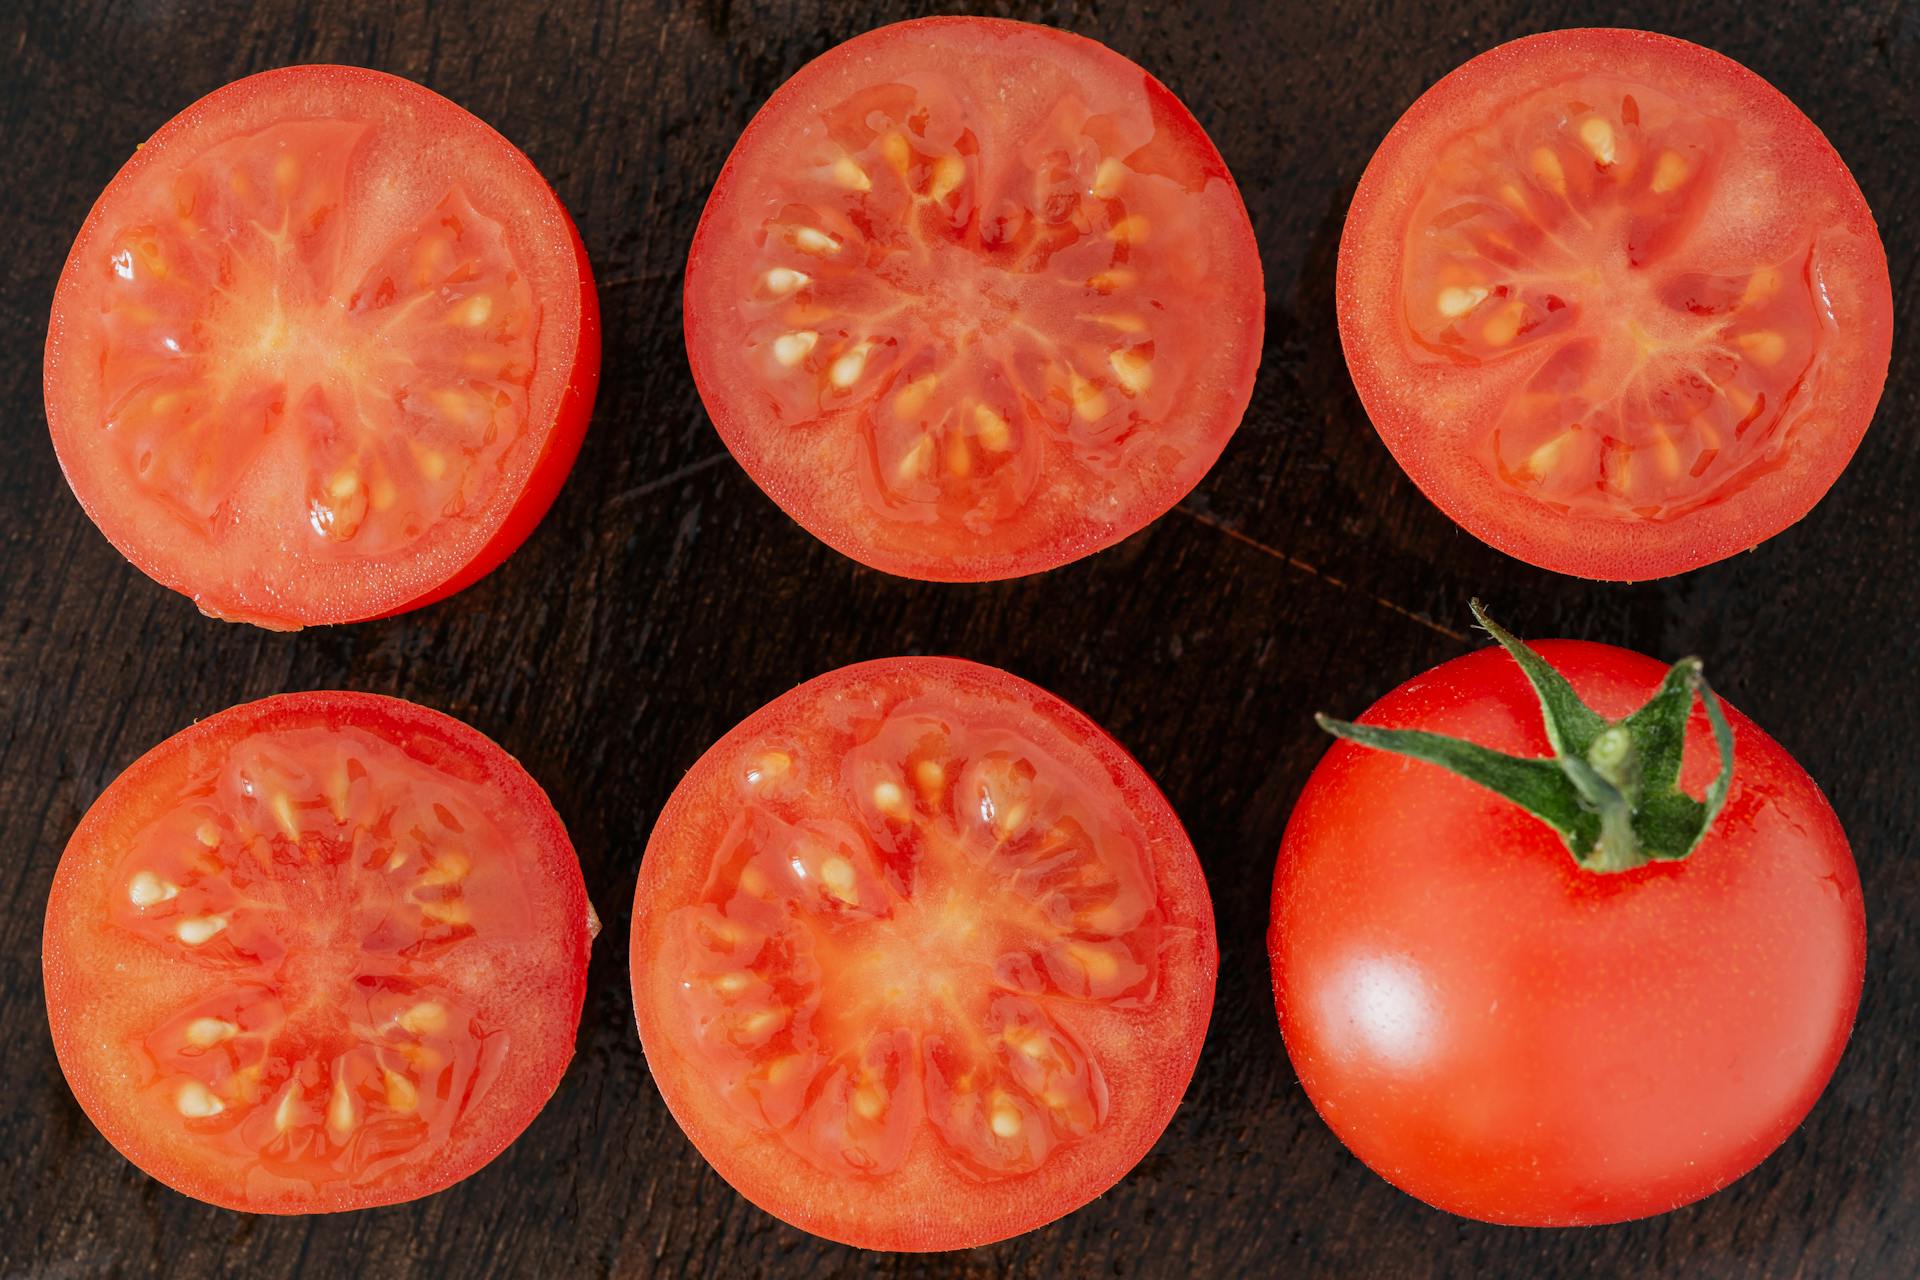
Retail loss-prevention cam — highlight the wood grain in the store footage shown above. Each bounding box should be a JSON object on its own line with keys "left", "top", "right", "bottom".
{"left": 0, "top": 1, "right": 1914, "bottom": 1275}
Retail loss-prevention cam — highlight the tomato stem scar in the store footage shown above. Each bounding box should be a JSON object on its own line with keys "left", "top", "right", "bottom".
{"left": 1315, "top": 600, "right": 1735, "bottom": 873}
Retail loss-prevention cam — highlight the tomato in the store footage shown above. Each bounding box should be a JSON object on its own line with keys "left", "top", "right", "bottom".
{"left": 629, "top": 658, "right": 1216, "bottom": 1249}
{"left": 1269, "top": 633, "right": 1865, "bottom": 1225}
{"left": 42, "top": 692, "right": 595, "bottom": 1213}
{"left": 683, "top": 17, "right": 1263, "bottom": 581}
{"left": 1337, "top": 29, "right": 1893, "bottom": 580}
{"left": 44, "top": 66, "right": 601, "bottom": 628}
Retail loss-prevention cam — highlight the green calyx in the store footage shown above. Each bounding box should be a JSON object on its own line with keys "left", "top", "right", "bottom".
{"left": 1316, "top": 600, "right": 1735, "bottom": 874}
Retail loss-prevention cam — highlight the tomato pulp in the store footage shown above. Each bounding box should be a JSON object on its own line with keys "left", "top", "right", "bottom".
{"left": 45, "top": 66, "right": 600, "bottom": 628}
{"left": 684, "top": 17, "right": 1264, "bottom": 581}
{"left": 1269, "top": 641, "right": 1864, "bottom": 1224}
{"left": 42, "top": 692, "right": 594, "bottom": 1212}
{"left": 630, "top": 658, "right": 1217, "bottom": 1249}
{"left": 1337, "top": 29, "right": 1892, "bottom": 579}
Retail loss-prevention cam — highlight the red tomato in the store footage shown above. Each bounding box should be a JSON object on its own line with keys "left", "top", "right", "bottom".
{"left": 1337, "top": 29, "right": 1893, "bottom": 580}
{"left": 45, "top": 66, "right": 601, "bottom": 628}
{"left": 1269, "top": 640, "right": 1864, "bottom": 1224}
{"left": 42, "top": 692, "right": 594, "bottom": 1212}
{"left": 630, "top": 658, "right": 1216, "bottom": 1249}
{"left": 684, "top": 17, "right": 1263, "bottom": 581}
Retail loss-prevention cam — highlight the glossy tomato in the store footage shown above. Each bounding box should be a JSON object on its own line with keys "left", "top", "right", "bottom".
{"left": 1269, "top": 639, "right": 1864, "bottom": 1225}
{"left": 684, "top": 17, "right": 1263, "bottom": 581}
{"left": 630, "top": 658, "right": 1216, "bottom": 1249}
{"left": 1337, "top": 29, "right": 1893, "bottom": 579}
{"left": 45, "top": 66, "right": 600, "bottom": 628}
{"left": 43, "top": 692, "right": 595, "bottom": 1212}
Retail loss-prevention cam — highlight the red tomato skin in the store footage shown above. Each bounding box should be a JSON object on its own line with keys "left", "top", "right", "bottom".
{"left": 44, "top": 66, "right": 601, "bottom": 626}
{"left": 1268, "top": 641, "right": 1864, "bottom": 1225}
{"left": 42, "top": 691, "right": 592, "bottom": 1213}
{"left": 1337, "top": 29, "right": 1894, "bottom": 580}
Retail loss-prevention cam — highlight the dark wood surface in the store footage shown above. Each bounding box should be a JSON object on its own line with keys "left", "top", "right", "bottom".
{"left": 2, "top": 1, "right": 1914, "bottom": 1276}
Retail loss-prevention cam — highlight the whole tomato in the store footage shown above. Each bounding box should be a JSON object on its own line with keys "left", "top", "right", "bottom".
{"left": 1268, "top": 606, "right": 1864, "bottom": 1225}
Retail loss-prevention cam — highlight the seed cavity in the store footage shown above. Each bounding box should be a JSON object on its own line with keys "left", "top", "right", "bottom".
{"left": 175, "top": 1082, "right": 224, "bottom": 1118}
{"left": 175, "top": 915, "right": 228, "bottom": 945}
{"left": 129, "top": 871, "right": 180, "bottom": 908}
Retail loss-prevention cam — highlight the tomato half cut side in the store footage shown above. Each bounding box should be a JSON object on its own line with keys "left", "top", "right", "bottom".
{"left": 45, "top": 66, "right": 600, "bottom": 628}
{"left": 42, "top": 692, "right": 594, "bottom": 1212}
{"left": 630, "top": 658, "right": 1217, "bottom": 1249}
{"left": 684, "top": 17, "right": 1264, "bottom": 581}
{"left": 1337, "top": 29, "right": 1893, "bottom": 580}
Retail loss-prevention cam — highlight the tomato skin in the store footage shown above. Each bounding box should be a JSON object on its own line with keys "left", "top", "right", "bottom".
{"left": 1268, "top": 641, "right": 1864, "bottom": 1225}
{"left": 42, "top": 691, "right": 592, "bottom": 1213}
{"left": 631, "top": 657, "right": 1217, "bottom": 1250}
{"left": 44, "top": 66, "right": 601, "bottom": 627}
{"left": 1337, "top": 29, "right": 1894, "bottom": 580}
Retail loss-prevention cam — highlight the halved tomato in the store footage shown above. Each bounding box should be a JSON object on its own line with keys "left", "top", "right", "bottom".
{"left": 684, "top": 17, "right": 1263, "bottom": 581}
{"left": 629, "top": 658, "right": 1216, "bottom": 1249}
{"left": 1337, "top": 29, "right": 1893, "bottom": 580}
{"left": 42, "top": 692, "right": 594, "bottom": 1213}
{"left": 45, "top": 66, "right": 600, "bottom": 628}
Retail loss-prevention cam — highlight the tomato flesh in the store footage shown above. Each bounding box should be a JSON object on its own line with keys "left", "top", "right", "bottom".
{"left": 631, "top": 658, "right": 1216, "bottom": 1249}
{"left": 1338, "top": 29, "right": 1892, "bottom": 579}
{"left": 685, "top": 17, "right": 1263, "bottom": 581}
{"left": 42, "top": 692, "right": 593, "bottom": 1212}
{"left": 46, "top": 66, "right": 599, "bottom": 627}
{"left": 1269, "top": 641, "right": 1865, "bottom": 1224}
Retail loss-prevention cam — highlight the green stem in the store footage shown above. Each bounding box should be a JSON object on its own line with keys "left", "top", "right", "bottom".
{"left": 1316, "top": 600, "right": 1736, "bottom": 873}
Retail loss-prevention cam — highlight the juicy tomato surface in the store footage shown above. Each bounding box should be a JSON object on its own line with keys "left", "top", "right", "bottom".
{"left": 630, "top": 658, "right": 1217, "bottom": 1249}
{"left": 42, "top": 692, "right": 594, "bottom": 1213}
{"left": 684, "top": 17, "right": 1263, "bottom": 581}
{"left": 1269, "top": 641, "right": 1865, "bottom": 1225}
{"left": 1337, "top": 29, "right": 1893, "bottom": 580}
{"left": 45, "top": 66, "right": 601, "bottom": 628}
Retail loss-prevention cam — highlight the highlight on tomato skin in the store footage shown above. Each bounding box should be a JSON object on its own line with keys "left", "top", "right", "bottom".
{"left": 1268, "top": 628, "right": 1865, "bottom": 1226}
{"left": 41, "top": 691, "right": 595, "bottom": 1213}
{"left": 44, "top": 65, "right": 601, "bottom": 629}
{"left": 684, "top": 16, "right": 1265, "bottom": 582}
{"left": 629, "top": 657, "right": 1218, "bottom": 1250}
{"left": 1336, "top": 28, "right": 1894, "bottom": 580}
